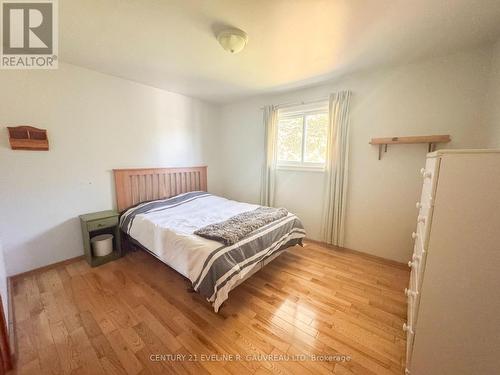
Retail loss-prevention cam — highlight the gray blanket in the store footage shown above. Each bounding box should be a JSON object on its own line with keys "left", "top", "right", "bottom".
{"left": 194, "top": 207, "right": 289, "bottom": 245}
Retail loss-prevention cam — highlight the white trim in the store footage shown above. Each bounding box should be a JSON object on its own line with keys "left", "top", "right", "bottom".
{"left": 276, "top": 165, "right": 325, "bottom": 173}
{"left": 260, "top": 96, "right": 328, "bottom": 111}
{"left": 279, "top": 107, "right": 328, "bottom": 117}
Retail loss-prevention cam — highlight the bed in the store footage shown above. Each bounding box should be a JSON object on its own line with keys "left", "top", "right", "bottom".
{"left": 114, "top": 166, "right": 305, "bottom": 312}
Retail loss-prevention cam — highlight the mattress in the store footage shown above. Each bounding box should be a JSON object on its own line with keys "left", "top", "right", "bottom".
{"left": 120, "top": 192, "right": 306, "bottom": 312}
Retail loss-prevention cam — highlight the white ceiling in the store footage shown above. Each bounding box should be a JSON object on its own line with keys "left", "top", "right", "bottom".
{"left": 60, "top": 0, "right": 500, "bottom": 103}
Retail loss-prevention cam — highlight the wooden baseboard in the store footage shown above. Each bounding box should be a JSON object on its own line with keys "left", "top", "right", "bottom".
{"left": 303, "top": 238, "right": 408, "bottom": 270}
{"left": 10, "top": 255, "right": 84, "bottom": 281}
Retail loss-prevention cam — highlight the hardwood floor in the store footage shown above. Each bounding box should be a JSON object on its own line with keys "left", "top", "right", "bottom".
{"left": 10, "top": 241, "right": 409, "bottom": 375}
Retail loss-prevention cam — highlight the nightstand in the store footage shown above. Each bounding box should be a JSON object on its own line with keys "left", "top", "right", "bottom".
{"left": 79, "top": 210, "right": 122, "bottom": 267}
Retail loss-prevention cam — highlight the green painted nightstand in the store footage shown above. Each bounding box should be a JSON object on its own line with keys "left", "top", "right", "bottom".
{"left": 79, "top": 210, "right": 122, "bottom": 267}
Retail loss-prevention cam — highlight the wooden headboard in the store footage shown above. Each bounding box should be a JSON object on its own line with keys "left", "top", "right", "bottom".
{"left": 113, "top": 166, "right": 207, "bottom": 212}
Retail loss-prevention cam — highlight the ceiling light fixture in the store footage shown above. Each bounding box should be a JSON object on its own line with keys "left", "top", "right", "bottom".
{"left": 217, "top": 28, "right": 248, "bottom": 54}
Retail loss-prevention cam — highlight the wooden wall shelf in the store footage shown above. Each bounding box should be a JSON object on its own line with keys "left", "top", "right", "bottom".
{"left": 369, "top": 135, "right": 451, "bottom": 160}
{"left": 7, "top": 126, "right": 49, "bottom": 151}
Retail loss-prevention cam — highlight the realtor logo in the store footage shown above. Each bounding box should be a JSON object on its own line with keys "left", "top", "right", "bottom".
{"left": 1, "top": 0, "right": 58, "bottom": 69}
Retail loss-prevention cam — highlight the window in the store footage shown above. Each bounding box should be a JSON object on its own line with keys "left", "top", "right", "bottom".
{"left": 276, "top": 102, "right": 329, "bottom": 169}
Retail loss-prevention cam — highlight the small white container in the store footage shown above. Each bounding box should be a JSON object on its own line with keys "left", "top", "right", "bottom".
{"left": 91, "top": 234, "right": 114, "bottom": 257}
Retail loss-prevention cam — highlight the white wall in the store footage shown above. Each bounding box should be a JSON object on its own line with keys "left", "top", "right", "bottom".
{"left": 0, "top": 63, "right": 220, "bottom": 275}
{"left": 214, "top": 47, "right": 493, "bottom": 262}
{"left": 485, "top": 40, "right": 500, "bottom": 148}
{"left": 1, "top": 46, "right": 497, "bottom": 275}
{"left": 0, "top": 239, "right": 8, "bottom": 330}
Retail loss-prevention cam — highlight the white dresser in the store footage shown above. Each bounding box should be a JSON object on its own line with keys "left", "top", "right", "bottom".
{"left": 404, "top": 149, "right": 500, "bottom": 375}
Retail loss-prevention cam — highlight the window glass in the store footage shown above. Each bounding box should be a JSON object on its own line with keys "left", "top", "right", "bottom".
{"left": 275, "top": 103, "right": 329, "bottom": 168}
{"left": 304, "top": 113, "right": 328, "bottom": 163}
{"left": 277, "top": 116, "right": 303, "bottom": 162}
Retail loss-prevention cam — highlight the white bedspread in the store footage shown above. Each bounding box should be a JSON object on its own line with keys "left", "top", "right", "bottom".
{"left": 128, "top": 193, "right": 259, "bottom": 282}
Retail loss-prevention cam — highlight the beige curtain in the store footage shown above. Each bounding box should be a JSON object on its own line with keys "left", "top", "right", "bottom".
{"left": 260, "top": 105, "right": 278, "bottom": 207}
{"left": 324, "top": 91, "right": 352, "bottom": 246}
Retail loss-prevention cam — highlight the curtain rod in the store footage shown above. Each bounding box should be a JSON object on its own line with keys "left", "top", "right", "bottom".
{"left": 259, "top": 96, "right": 329, "bottom": 110}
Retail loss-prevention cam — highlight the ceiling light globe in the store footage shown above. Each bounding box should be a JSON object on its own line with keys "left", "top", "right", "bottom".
{"left": 217, "top": 29, "right": 248, "bottom": 54}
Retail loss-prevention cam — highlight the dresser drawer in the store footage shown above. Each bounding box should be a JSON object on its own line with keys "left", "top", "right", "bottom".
{"left": 407, "top": 262, "right": 420, "bottom": 313}
{"left": 404, "top": 323, "right": 415, "bottom": 371}
{"left": 414, "top": 206, "right": 435, "bottom": 250}
{"left": 420, "top": 155, "right": 439, "bottom": 186}
{"left": 406, "top": 251, "right": 423, "bottom": 335}
{"left": 412, "top": 230, "right": 427, "bottom": 261}
{"left": 404, "top": 266, "right": 419, "bottom": 374}
{"left": 408, "top": 252, "right": 420, "bottom": 293}
{"left": 407, "top": 293, "right": 416, "bottom": 329}
{"left": 417, "top": 156, "right": 439, "bottom": 207}
{"left": 406, "top": 265, "right": 421, "bottom": 321}
{"left": 87, "top": 216, "right": 118, "bottom": 232}
{"left": 413, "top": 238, "right": 429, "bottom": 285}
{"left": 415, "top": 198, "right": 433, "bottom": 228}
{"left": 415, "top": 215, "right": 429, "bottom": 245}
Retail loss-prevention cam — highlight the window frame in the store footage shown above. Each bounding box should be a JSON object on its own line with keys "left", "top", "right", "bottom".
{"left": 276, "top": 106, "right": 329, "bottom": 171}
